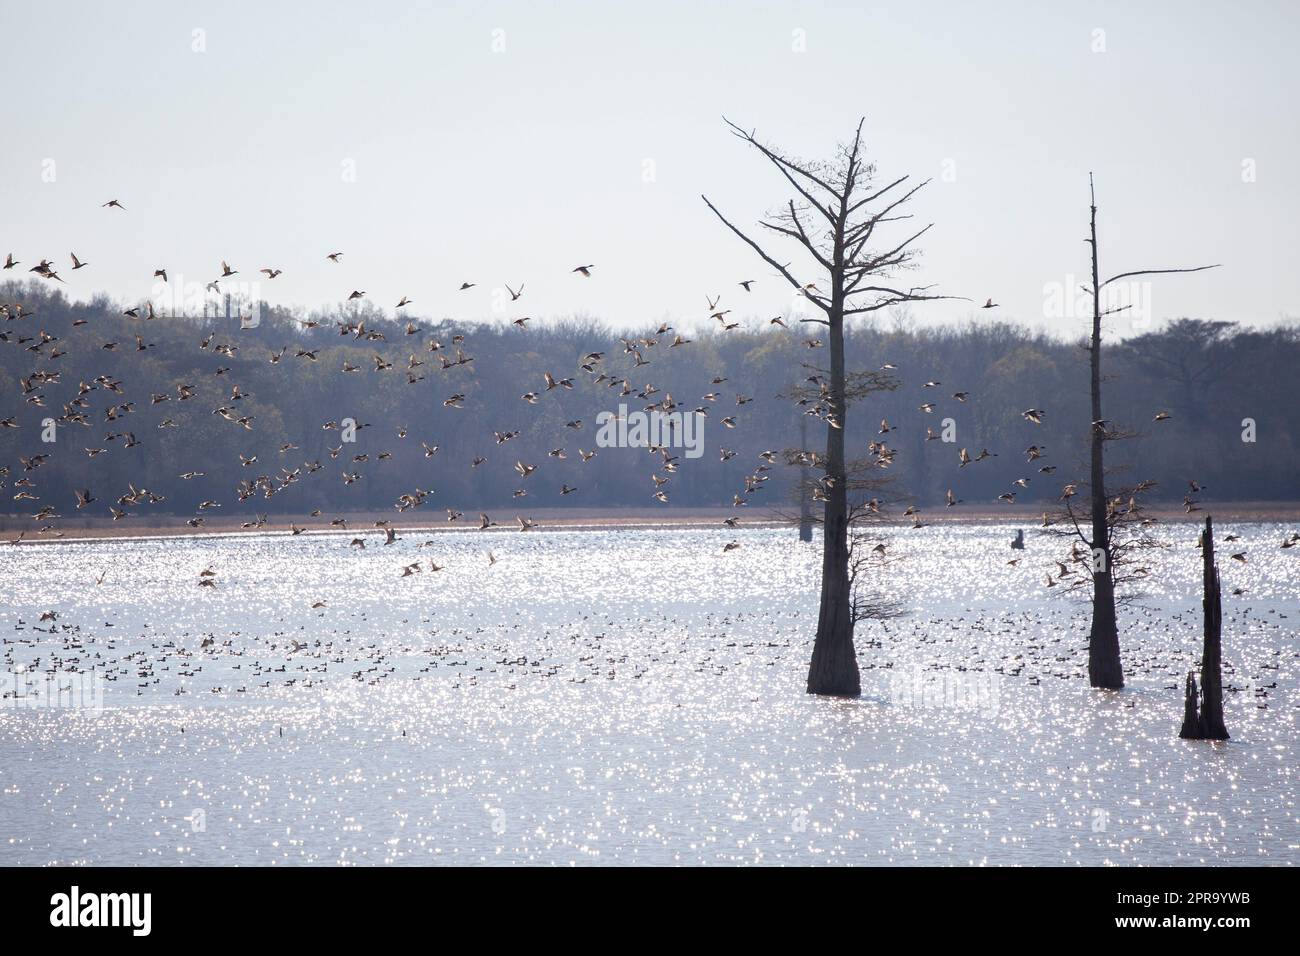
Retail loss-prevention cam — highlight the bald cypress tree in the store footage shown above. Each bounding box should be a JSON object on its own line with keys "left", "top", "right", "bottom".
{"left": 703, "top": 118, "right": 951, "bottom": 696}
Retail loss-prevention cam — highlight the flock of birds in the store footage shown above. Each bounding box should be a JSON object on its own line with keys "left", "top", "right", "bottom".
{"left": 3, "top": 199, "right": 1299, "bottom": 597}
{"left": 4, "top": 585, "right": 1291, "bottom": 710}
{"left": 1, "top": 200, "right": 1296, "bottom": 730}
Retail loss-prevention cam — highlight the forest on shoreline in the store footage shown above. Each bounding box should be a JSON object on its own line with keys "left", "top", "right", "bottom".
{"left": 2, "top": 281, "right": 1296, "bottom": 528}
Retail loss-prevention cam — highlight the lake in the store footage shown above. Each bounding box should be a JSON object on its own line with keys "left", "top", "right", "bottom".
{"left": 1, "top": 521, "right": 1295, "bottom": 865}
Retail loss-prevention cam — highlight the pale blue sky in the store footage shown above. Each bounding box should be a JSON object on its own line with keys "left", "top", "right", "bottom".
{"left": 3, "top": 0, "right": 1296, "bottom": 333}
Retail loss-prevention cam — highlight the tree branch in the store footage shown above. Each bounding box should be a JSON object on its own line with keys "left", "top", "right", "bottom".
{"left": 701, "top": 194, "right": 831, "bottom": 315}
{"left": 1100, "top": 264, "right": 1220, "bottom": 289}
{"left": 722, "top": 117, "right": 840, "bottom": 223}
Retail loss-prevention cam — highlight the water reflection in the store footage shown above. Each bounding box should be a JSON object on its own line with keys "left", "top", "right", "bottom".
{"left": 0, "top": 522, "right": 1295, "bottom": 864}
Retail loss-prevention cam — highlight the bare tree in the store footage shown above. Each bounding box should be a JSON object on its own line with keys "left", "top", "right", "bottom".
{"left": 1076, "top": 175, "right": 1218, "bottom": 688}
{"left": 703, "top": 118, "right": 952, "bottom": 696}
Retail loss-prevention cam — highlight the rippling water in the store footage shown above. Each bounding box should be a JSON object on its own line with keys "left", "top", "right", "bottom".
{"left": 1, "top": 521, "right": 1296, "bottom": 865}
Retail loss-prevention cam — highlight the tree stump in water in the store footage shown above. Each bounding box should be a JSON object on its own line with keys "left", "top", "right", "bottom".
{"left": 1180, "top": 515, "right": 1230, "bottom": 740}
{"left": 1179, "top": 672, "right": 1201, "bottom": 738}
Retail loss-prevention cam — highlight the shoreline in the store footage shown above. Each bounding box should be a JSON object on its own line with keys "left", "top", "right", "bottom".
{"left": 3, "top": 501, "right": 1298, "bottom": 545}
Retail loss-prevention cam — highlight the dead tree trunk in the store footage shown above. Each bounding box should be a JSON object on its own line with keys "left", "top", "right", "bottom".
{"left": 1179, "top": 671, "right": 1201, "bottom": 738}
{"left": 1181, "top": 516, "right": 1229, "bottom": 739}
{"left": 1086, "top": 182, "right": 1123, "bottom": 689}
{"left": 703, "top": 118, "right": 952, "bottom": 697}
{"left": 1079, "top": 177, "right": 1217, "bottom": 689}
{"left": 1198, "top": 517, "right": 1229, "bottom": 738}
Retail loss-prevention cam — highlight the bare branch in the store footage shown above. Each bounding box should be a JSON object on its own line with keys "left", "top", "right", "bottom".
{"left": 845, "top": 179, "right": 931, "bottom": 245}
{"left": 1100, "top": 264, "right": 1221, "bottom": 289}
{"left": 846, "top": 174, "right": 909, "bottom": 216}
{"left": 722, "top": 117, "right": 840, "bottom": 223}
{"left": 844, "top": 291, "right": 965, "bottom": 316}
{"left": 701, "top": 194, "right": 831, "bottom": 315}
{"left": 755, "top": 201, "right": 833, "bottom": 271}
{"left": 845, "top": 222, "right": 935, "bottom": 281}
{"left": 786, "top": 200, "right": 833, "bottom": 270}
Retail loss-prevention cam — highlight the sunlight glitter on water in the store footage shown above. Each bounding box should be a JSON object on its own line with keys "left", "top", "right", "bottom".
{"left": 0, "top": 522, "right": 1295, "bottom": 865}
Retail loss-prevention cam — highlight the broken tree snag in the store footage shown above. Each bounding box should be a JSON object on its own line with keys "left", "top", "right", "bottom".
{"left": 1198, "top": 516, "right": 1230, "bottom": 738}
{"left": 1179, "top": 671, "right": 1201, "bottom": 738}
{"left": 1181, "top": 515, "right": 1230, "bottom": 740}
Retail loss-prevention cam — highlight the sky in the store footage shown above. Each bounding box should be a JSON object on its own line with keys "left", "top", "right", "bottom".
{"left": 2, "top": 0, "right": 1297, "bottom": 336}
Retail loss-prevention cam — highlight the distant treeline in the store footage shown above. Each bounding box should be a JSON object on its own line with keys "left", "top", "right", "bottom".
{"left": 1, "top": 280, "right": 1296, "bottom": 528}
